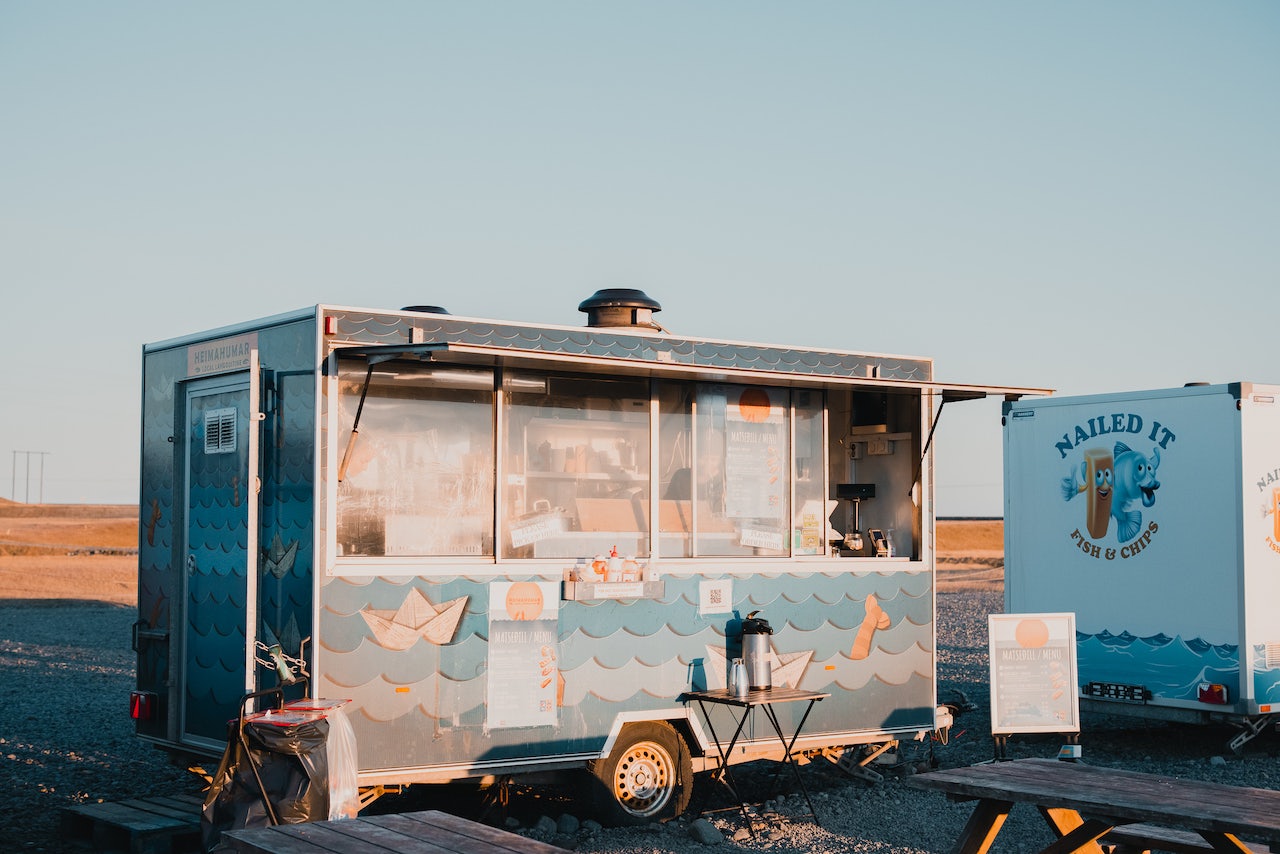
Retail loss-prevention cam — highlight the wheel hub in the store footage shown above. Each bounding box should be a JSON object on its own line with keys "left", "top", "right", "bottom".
{"left": 617, "top": 743, "right": 671, "bottom": 814}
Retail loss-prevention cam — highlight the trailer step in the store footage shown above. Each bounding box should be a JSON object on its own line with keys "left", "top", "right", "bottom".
{"left": 61, "top": 793, "right": 204, "bottom": 854}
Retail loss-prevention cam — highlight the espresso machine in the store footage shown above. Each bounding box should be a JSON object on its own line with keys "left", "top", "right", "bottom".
{"left": 836, "top": 483, "right": 875, "bottom": 555}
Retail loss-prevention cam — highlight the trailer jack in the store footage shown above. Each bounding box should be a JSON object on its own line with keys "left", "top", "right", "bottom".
{"left": 822, "top": 741, "right": 899, "bottom": 783}
{"left": 357, "top": 784, "right": 403, "bottom": 811}
{"left": 1227, "top": 713, "right": 1277, "bottom": 755}
{"left": 187, "top": 764, "right": 214, "bottom": 787}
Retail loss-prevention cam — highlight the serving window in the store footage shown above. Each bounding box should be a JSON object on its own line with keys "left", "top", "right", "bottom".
{"left": 332, "top": 360, "right": 852, "bottom": 562}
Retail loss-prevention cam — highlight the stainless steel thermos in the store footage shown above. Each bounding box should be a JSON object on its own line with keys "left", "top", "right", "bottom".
{"left": 741, "top": 610, "right": 773, "bottom": 691}
{"left": 729, "top": 658, "right": 748, "bottom": 697}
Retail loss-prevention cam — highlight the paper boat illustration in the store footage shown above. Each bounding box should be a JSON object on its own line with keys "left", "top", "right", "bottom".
{"left": 264, "top": 534, "right": 299, "bottom": 580}
{"left": 771, "top": 649, "right": 815, "bottom": 687}
{"left": 360, "top": 589, "right": 468, "bottom": 650}
{"left": 260, "top": 614, "right": 302, "bottom": 659}
{"left": 704, "top": 644, "right": 814, "bottom": 690}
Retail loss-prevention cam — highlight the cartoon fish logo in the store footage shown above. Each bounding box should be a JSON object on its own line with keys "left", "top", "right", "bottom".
{"left": 1062, "top": 442, "right": 1160, "bottom": 543}
{"left": 1111, "top": 442, "right": 1160, "bottom": 542}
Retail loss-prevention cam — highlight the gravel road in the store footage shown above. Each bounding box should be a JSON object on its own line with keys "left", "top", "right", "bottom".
{"left": 4, "top": 591, "right": 1279, "bottom": 853}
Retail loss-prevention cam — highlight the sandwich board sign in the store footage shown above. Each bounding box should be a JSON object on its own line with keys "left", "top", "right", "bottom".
{"left": 988, "top": 613, "right": 1079, "bottom": 735}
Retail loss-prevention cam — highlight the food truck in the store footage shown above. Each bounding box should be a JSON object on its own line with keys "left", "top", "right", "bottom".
{"left": 1003, "top": 383, "right": 1280, "bottom": 751}
{"left": 133, "top": 290, "right": 1042, "bottom": 822}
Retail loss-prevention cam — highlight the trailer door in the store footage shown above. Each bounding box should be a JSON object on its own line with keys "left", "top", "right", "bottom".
{"left": 181, "top": 367, "right": 261, "bottom": 746}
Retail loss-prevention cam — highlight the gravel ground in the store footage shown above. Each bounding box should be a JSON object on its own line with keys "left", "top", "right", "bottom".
{"left": 0, "top": 601, "right": 191, "bottom": 851}
{"left": 5, "top": 591, "right": 1280, "bottom": 852}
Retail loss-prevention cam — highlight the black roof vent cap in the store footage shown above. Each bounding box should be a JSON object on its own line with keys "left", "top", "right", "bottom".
{"left": 578, "top": 288, "right": 665, "bottom": 331}
{"left": 401, "top": 305, "right": 450, "bottom": 315}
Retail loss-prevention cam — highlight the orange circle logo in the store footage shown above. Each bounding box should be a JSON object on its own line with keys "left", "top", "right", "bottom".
{"left": 505, "top": 582, "right": 544, "bottom": 621}
{"left": 737, "top": 388, "right": 772, "bottom": 423}
{"left": 1014, "top": 618, "right": 1050, "bottom": 648}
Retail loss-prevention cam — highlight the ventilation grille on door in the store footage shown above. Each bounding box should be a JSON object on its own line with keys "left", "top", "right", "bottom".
{"left": 1266, "top": 643, "right": 1280, "bottom": 669}
{"left": 205, "top": 408, "right": 237, "bottom": 454}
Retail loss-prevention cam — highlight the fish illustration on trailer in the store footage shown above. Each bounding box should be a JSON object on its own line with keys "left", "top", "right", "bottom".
{"left": 1061, "top": 441, "right": 1161, "bottom": 543}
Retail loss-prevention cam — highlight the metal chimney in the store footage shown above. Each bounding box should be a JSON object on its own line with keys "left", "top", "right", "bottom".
{"left": 578, "top": 289, "right": 663, "bottom": 330}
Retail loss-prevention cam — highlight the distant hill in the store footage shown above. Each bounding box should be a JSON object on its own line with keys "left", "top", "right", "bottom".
{"left": 0, "top": 500, "right": 138, "bottom": 519}
{"left": 0, "top": 503, "right": 137, "bottom": 556}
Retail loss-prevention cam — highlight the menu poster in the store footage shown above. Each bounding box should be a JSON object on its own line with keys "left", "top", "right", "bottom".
{"left": 723, "top": 387, "right": 786, "bottom": 520}
{"left": 988, "top": 613, "right": 1079, "bottom": 734}
{"left": 487, "top": 581, "right": 559, "bottom": 729}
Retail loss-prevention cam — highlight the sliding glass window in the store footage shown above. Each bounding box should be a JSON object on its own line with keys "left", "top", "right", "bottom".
{"left": 335, "top": 360, "right": 494, "bottom": 556}
{"left": 502, "top": 373, "right": 651, "bottom": 560}
{"left": 693, "top": 384, "right": 791, "bottom": 557}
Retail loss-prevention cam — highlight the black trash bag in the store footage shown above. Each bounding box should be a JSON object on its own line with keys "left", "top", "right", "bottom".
{"left": 201, "top": 714, "right": 331, "bottom": 851}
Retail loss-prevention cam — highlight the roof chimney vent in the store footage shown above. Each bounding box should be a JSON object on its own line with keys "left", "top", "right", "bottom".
{"left": 578, "top": 288, "right": 663, "bottom": 331}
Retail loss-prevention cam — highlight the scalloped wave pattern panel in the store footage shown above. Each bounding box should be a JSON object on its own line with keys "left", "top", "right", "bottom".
{"left": 334, "top": 313, "right": 931, "bottom": 382}
{"left": 318, "top": 573, "right": 931, "bottom": 671}
{"left": 316, "top": 570, "right": 936, "bottom": 769}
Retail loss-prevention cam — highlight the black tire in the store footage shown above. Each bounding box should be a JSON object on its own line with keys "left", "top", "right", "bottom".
{"left": 588, "top": 721, "right": 693, "bottom": 826}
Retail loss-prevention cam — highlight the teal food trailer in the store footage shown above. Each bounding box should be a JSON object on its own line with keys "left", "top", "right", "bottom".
{"left": 133, "top": 290, "right": 1041, "bottom": 822}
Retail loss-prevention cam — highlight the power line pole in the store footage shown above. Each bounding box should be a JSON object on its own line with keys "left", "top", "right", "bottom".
{"left": 11, "top": 450, "right": 49, "bottom": 504}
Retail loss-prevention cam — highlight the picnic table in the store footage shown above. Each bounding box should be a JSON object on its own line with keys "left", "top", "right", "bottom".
{"left": 905, "top": 757, "right": 1280, "bottom": 854}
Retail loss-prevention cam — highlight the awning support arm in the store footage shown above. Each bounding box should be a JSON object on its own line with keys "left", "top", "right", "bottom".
{"left": 909, "top": 398, "right": 950, "bottom": 496}
{"left": 337, "top": 363, "right": 375, "bottom": 482}
{"left": 908, "top": 389, "right": 1002, "bottom": 495}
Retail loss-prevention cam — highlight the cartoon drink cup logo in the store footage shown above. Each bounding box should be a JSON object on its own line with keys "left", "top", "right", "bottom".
{"left": 1082, "top": 447, "right": 1114, "bottom": 539}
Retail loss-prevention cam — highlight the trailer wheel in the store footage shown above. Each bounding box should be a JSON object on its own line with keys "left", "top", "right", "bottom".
{"left": 589, "top": 721, "right": 692, "bottom": 825}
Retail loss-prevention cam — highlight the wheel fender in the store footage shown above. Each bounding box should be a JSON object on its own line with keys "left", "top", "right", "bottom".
{"left": 598, "top": 709, "right": 707, "bottom": 759}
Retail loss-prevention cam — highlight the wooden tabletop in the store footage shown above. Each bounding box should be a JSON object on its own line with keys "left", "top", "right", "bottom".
{"left": 906, "top": 758, "right": 1280, "bottom": 844}
{"left": 220, "top": 808, "right": 565, "bottom": 853}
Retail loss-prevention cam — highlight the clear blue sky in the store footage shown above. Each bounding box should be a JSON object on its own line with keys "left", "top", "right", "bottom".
{"left": 2, "top": 2, "right": 1276, "bottom": 512}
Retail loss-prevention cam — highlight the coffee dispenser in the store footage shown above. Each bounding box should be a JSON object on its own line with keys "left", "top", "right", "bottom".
{"left": 741, "top": 610, "right": 774, "bottom": 691}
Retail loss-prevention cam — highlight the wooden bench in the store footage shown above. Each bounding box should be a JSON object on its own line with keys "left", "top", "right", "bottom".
{"left": 1104, "top": 823, "right": 1275, "bottom": 854}
{"left": 61, "top": 793, "right": 203, "bottom": 854}
{"left": 219, "top": 808, "right": 565, "bottom": 853}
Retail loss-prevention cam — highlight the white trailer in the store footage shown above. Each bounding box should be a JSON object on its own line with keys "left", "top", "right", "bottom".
{"left": 1003, "top": 383, "right": 1280, "bottom": 750}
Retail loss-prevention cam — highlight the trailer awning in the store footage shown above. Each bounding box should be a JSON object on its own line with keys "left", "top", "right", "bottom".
{"left": 330, "top": 341, "right": 1052, "bottom": 401}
